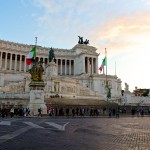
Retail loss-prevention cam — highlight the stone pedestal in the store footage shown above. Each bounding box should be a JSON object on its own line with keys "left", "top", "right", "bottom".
{"left": 46, "top": 61, "right": 57, "bottom": 77}
{"left": 28, "top": 81, "right": 47, "bottom": 115}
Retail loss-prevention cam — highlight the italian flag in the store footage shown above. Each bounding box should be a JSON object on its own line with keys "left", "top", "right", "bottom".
{"left": 99, "top": 57, "right": 106, "bottom": 72}
{"left": 26, "top": 47, "right": 36, "bottom": 65}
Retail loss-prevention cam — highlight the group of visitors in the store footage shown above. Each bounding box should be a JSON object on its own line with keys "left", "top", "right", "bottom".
{"left": 108, "top": 108, "right": 120, "bottom": 118}
{"left": 47, "top": 107, "right": 108, "bottom": 117}
{"left": 0, "top": 106, "right": 31, "bottom": 118}
{"left": 108, "top": 107, "right": 150, "bottom": 118}
{"left": 1, "top": 105, "right": 149, "bottom": 118}
{"left": 131, "top": 108, "right": 150, "bottom": 117}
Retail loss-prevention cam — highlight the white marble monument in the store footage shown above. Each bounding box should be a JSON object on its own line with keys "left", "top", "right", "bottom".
{"left": 45, "top": 61, "right": 57, "bottom": 77}
{"left": 28, "top": 89, "right": 47, "bottom": 115}
{"left": 28, "top": 61, "right": 47, "bottom": 116}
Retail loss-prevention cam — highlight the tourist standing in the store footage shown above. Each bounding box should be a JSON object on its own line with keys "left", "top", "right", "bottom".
{"left": 116, "top": 109, "right": 120, "bottom": 118}
{"left": 1, "top": 107, "right": 5, "bottom": 118}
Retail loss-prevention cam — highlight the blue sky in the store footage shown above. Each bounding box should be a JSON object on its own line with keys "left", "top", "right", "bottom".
{"left": 0, "top": 0, "right": 150, "bottom": 91}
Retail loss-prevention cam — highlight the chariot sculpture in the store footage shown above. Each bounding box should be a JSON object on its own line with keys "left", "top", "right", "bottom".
{"left": 78, "top": 36, "right": 89, "bottom": 45}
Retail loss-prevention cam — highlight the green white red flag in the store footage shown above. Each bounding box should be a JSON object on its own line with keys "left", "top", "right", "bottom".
{"left": 99, "top": 57, "right": 106, "bottom": 72}
{"left": 26, "top": 47, "right": 36, "bottom": 65}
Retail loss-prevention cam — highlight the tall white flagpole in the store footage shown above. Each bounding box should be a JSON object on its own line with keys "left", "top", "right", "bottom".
{"left": 115, "top": 61, "right": 116, "bottom": 76}
{"left": 105, "top": 48, "right": 107, "bottom": 85}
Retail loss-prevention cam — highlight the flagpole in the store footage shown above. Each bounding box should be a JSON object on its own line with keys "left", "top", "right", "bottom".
{"left": 35, "top": 37, "right": 37, "bottom": 47}
{"left": 35, "top": 37, "right": 37, "bottom": 62}
{"left": 103, "top": 64, "right": 104, "bottom": 74}
{"left": 103, "top": 58, "right": 105, "bottom": 74}
{"left": 115, "top": 61, "right": 116, "bottom": 76}
{"left": 105, "top": 48, "right": 107, "bottom": 85}
{"left": 105, "top": 48, "right": 109, "bottom": 101}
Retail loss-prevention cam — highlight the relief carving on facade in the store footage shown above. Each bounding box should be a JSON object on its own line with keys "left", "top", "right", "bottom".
{"left": 54, "top": 82, "right": 60, "bottom": 93}
{"left": 61, "top": 86, "right": 67, "bottom": 93}
{"left": 61, "top": 84, "right": 76, "bottom": 94}
{"left": 0, "top": 81, "right": 25, "bottom": 93}
{"left": 34, "top": 92, "right": 41, "bottom": 100}
{"left": 79, "top": 88, "right": 89, "bottom": 96}
{"left": 10, "top": 82, "right": 25, "bottom": 93}
{"left": 83, "top": 80, "right": 89, "bottom": 88}
{"left": 47, "top": 86, "right": 51, "bottom": 93}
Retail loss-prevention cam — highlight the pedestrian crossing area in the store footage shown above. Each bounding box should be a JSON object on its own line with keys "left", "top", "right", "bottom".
{"left": 0, "top": 120, "right": 70, "bottom": 144}
{"left": 0, "top": 120, "right": 69, "bottom": 131}
{"left": 0, "top": 121, "right": 11, "bottom": 126}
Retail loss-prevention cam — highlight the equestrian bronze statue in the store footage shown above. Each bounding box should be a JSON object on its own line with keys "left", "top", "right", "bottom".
{"left": 49, "top": 47, "right": 55, "bottom": 62}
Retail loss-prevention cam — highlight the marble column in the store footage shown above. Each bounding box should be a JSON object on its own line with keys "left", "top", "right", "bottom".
{"left": 87, "top": 57, "right": 89, "bottom": 73}
{"left": 43, "top": 58, "right": 45, "bottom": 68}
{"left": 69, "top": 60, "right": 71, "bottom": 75}
{"left": 4, "top": 52, "right": 8, "bottom": 70}
{"left": 24, "top": 55, "right": 27, "bottom": 72}
{"left": 14, "top": 54, "right": 17, "bottom": 71}
{"left": 60, "top": 59, "right": 62, "bottom": 75}
{"left": 65, "top": 59, "right": 67, "bottom": 75}
{"left": 82, "top": 56, "right": 85, "bottom": 74}
{"left": 19, "top": 55, "right": 22, "bottom": 72}
{"left": 91, "top": 57, "right": 93, "bottom": 74}
{"left": 0, "top": 52, "right": 3, "bottom": 69}
{"left": 9, "top": 53, "right": 12, "bottom": 70}
{"left": 95, "top": 58, "right": 98, "bottom": 74}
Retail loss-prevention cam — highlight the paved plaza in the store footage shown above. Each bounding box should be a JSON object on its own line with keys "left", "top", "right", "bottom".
{"left": 0, "top": 117, "right": 150, "bottom": 150}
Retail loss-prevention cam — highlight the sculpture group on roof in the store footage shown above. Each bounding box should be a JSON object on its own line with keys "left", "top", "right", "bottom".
{"left": 78, "top": 36, "right": 89, "bottom": 45}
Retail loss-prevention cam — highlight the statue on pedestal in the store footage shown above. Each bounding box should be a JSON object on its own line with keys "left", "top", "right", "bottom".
{"left": 29, "top": 60, "right": 44, "bottom": 81}
{"left": 49, "top": 47, "right": 55, "bottom": 62}
{"left": 125, "top": 83, "right": 129, "bottom": 91}
{"left": 28, "top": 59, "right": 47, "bottom": 115}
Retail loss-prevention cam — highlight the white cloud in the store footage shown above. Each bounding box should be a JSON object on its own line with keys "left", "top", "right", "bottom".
{"left": 29, "top": 0, "right": 150, "bottom": 91}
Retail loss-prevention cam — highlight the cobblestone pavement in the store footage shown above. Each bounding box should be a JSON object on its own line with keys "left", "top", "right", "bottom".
{"left": 0, "top": 117, "right": 150, "bottom": 150}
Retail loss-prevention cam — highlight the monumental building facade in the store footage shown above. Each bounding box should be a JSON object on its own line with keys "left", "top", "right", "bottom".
{"left": 0, "top": 40, "right": 122, "bottom": 107}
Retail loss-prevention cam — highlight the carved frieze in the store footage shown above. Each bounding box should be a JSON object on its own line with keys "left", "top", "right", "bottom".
{"left": 61, "top": 84, "right": 76, "bottom": 94}
{"left": 79, "top": 88, "right": 89, "bottom": 96}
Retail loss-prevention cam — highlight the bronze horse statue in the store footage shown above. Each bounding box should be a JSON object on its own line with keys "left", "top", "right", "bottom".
{"left": 78, "top": 36, "right": 89, "bottom": 45}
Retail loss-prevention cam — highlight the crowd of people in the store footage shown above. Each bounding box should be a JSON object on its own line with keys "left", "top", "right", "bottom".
{"left": 131, "top": 108, "right": 150, "bottom": 116}
{"left": 47, "top": 107, "right": 108, "bottom": 117}
{"left": 0, "top": 106, "right": 31, "bottom": 118}
{"left": 1, "top": 105, "right": 150, "bottom": 118}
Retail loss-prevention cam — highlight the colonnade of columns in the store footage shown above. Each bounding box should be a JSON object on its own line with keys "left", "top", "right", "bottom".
{"left": 0, "top": 52, "right": 74, "bottom": 75}
{"left": 0, "top": 52, "right": 28, "bottom": 72}
{"left": 0, "top": 52, "right": 98, "bottom": 75}
{"left": 85, "top": 57, "right": 98, "bottom": 74}
{"left": 56, "top": 59, "right": 73, "bottom": 75}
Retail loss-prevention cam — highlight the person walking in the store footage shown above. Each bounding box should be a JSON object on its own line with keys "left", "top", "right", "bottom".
{"left": 109, "top": 108, "right": 112, "bottom": 117}
{"left": 10, "top": 107, "right": 14, "bottom": 118}
{"left": 38, "top": 108, "right": 42, "bottom": 117}
{"left": 26, "top": 108, "right": 31, "bottom": 116}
